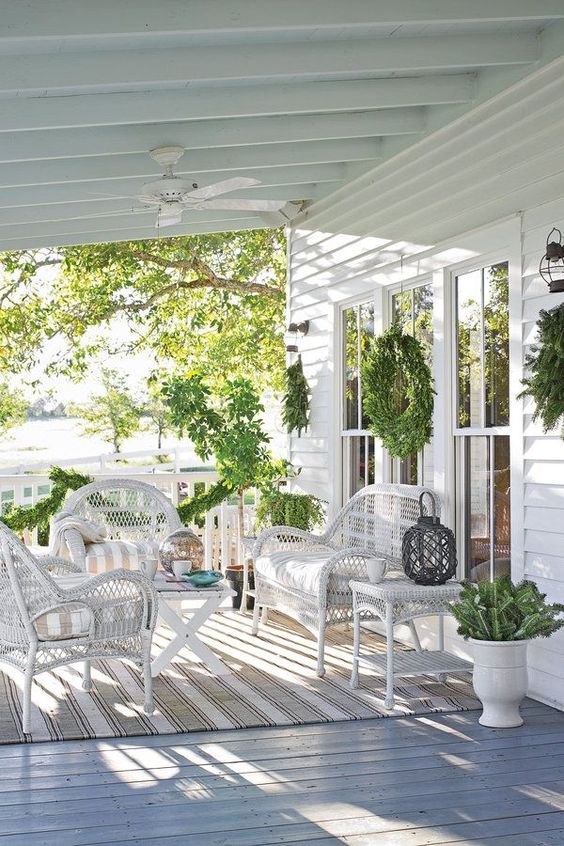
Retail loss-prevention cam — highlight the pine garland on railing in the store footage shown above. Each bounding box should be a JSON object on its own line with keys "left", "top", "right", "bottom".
{"left": 176, "top": 479, "right": 233, "bottom": 526}
{"left": 2, "top": 466, "right": 93, "bottom": 543}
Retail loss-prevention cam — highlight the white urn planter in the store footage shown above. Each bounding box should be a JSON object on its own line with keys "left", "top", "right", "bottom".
{"left": 470, "top": 639, "right": 529, "bottom": 728}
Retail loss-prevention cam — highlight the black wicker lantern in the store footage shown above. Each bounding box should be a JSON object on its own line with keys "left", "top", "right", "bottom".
{"left": 539, "top": 228, "right": 564, "bottom": 293}
{"left": 402, "top": 493, "right": 457, "bottom": 586}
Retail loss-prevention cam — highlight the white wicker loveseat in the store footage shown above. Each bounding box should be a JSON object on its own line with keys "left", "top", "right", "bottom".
{"left": 0, "top": 521, "right": 157, "bottom": 734}
{"left": 59, "top": 479, "right": 182, "bottom": 573}
{"left": 252, "top": 483, "right": 440, "bottom": 676}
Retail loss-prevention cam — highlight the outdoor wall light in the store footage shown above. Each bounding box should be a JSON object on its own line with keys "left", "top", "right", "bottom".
{"left": 285, "top": 320, "right": 310, "bottom": 352}
{"left": 539, "top": 228, "right": 564, "bottom": 293}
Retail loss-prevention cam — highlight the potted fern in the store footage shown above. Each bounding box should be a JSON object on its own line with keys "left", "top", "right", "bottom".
{"left": 451, "top": 577, "right": 564, "bottom": 727}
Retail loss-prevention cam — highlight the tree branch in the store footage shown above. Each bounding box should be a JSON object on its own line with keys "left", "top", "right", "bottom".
{"left": 129, "top": 250, "right": 282, "bottom": 299}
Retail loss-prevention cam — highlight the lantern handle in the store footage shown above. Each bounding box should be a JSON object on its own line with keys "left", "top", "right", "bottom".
{"left": 418, "top": 491, "right": 436, "bottom": 518}
{"left": 547, "top": 227, "right": 563, "bottom": 245}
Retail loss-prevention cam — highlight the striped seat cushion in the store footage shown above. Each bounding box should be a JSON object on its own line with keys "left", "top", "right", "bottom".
{"left": 34, "top": 603, "right": 92, "bottom": 641}
{"left": 84, "top": 539, "right": 160, "bottom": 574}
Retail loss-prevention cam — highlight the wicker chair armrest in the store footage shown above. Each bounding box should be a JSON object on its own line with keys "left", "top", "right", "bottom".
{"left": 36, "top": 555, "right": 83, "bottom": 576}
{"left": 59, "top": 526, "right": 87, "bottom": 569}
{"left": 317, "top": 547, "right": 379, "bottom": 593}
{"left": 58, "top": 569, "right": 158, "bottom": 631}
{"left": 253, "top": 526, "right": 334, "bottom": 558}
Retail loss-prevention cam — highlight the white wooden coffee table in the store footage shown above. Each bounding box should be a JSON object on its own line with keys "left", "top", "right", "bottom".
{"left": 151, "top": 575, "right": 236, "bottom": 678}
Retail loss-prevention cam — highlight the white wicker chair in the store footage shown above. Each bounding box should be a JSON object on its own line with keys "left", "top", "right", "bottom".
{"left": 252, "top": 483, "right": 441, "bottom": 676}
{"left": 60, "top": 479, "right": 182, "bottom": 572}
{"left": 0, "top": 521, "right": 157, "bottom": 734}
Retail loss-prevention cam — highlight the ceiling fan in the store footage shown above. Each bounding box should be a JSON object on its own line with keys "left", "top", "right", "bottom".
{"left": 107, "top": 146, "right": 302, "bottom": 228}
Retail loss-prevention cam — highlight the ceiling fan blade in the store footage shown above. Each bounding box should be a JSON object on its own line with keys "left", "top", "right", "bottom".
{"left": 185, "top": 177, "right": 260, "bottom": 201}
{"left": 198, "top": 198, "right": 289, "bottom": 212}
{"left": 157, "top": 208, "right": 183, "bottom": 228}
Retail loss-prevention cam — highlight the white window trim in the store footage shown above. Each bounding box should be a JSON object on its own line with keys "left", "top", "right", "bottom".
{"left": 448, "top": 245, "right": 520, "bottom": 580}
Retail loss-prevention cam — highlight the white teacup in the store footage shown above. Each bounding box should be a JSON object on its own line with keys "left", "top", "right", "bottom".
{"left": 366, "top": 557, "right": 387, "bottom": 583}
{"left": 172, "top": 559, "right": 192, "bottom": 580}
{"left": 140, "top": 557, "right": 158, "bottom": 580}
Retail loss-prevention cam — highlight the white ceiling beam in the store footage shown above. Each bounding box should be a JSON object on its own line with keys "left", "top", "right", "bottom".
{"left": 0, "top": 110, "right": 424, "bottom": 164}
{"left": 0, "top": 165, "right": 344, "bottom": 209}
{"left": 0, "top": 219, "right": 266, "bottom": 252}
{"left": 2, "top": 1, "right": 562, "bottom": 42}
{"left": 0, "top": 140, "right": 381, "bottom": 189}
{"left": 0, "top": 77, "right": 473, "bottom": 133}
{"left": 2, "top": 35, "right": 537, "bottom": 96}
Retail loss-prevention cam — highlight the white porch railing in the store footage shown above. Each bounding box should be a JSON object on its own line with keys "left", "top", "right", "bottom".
{"left": 0, "top": 469, "right": 258, "bottom": 571}
{"left": 0, "top": 445, "right": 199, "bottom": 476}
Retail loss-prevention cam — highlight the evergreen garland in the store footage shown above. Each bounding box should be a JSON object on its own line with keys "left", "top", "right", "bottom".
{"left": 451, "top": 576, "right": 564, "bottom": 641}
{"left": 176, "top": 479, "right": 232, "bottom": 527}
{"left": 255, "top": 489, "right": 323, "bottom": 532}
{"left": 3, "top": 466, "right": 93, "bottom": 544}
{"left": 282, "top": 355, "right": 310, "bottom": 436}
{"left": 519, "top": 303, "right": 564, "bottom": 438}
{"left": 362, "top": 324, "right": 434, "bottom": 459}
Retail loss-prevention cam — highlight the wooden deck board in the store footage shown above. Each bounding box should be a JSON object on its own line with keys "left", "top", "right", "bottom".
{"left": 0, "top": 703, "right": 562, "bottom": 846}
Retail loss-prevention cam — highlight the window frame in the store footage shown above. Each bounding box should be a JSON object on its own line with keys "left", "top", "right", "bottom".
{"left": 450, "top": 254, "right": 511, "bottom": 581}
{"left": 339, "top": 293, "right": 377, "bottom": 502}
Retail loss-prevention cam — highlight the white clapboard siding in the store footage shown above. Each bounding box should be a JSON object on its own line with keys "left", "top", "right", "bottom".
{"left": 287, "top": 56, "right": 564, "bottom": 709}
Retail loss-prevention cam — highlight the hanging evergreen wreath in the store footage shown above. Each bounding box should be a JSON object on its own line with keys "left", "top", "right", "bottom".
{"left": 519, "top": 302, "right": 564, "bottom": 438}
{"left": 282, "top": 355, "right": 310, "bottom": 436}
{"left": 362, "top": 324, "right": 434, "bottom": 459}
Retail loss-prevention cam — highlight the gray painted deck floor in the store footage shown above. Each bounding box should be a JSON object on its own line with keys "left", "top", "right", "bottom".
{"left": 0, "top": 702, "right": 563, "bottom": 845}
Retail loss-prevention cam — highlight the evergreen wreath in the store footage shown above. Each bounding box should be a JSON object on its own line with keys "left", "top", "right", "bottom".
{"left": 362, "top": 324, "right": 434, "bottom": 459}
{"left": 519, "top": 303, "right": 564, "bottom": 438}
{"left": 282, "top": 354, "right": 310, "bottom": 436}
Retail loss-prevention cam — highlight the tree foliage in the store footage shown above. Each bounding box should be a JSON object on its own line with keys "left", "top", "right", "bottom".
{"left": 68, "top": 368, "right": 141, "bottom": 453}
{"left": 0, "top": 229, "right": 286, "bottom": 391}
{"left": 163, "top": 373, "right": 288, "bottom": 545}
{"left": 0, "top": 381, "right": 27, "bottom": 436}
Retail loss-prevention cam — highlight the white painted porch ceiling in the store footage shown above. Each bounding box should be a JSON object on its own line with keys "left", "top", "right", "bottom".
{"left": 1, "top": 1, "right": 564, "bottom": 251}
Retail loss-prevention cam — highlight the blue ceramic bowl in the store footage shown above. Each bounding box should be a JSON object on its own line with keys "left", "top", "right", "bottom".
{"left": 186, "top": 570, "right": 222, "bottom": 586}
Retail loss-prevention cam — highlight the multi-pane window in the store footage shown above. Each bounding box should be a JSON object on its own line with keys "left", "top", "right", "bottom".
{"left": 342, "top": 301, "right": 375, "bottom": 499}
{"left": 455, "top": 262, "right": 510, "bottom": 581}
{"left": 390, "top": 283, "right": 434, "bottom": 486}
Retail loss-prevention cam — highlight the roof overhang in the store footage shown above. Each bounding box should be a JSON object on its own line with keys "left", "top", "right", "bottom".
{"left": 1, "top": 2, "right": 564, "bottom": 251}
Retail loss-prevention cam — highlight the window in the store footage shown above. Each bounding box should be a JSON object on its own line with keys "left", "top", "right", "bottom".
{"left": 455, "top": 262, "right": 510, "bottom": 581}
{"left": 389, "top": 282, "right": 434, "bottom": 486}
{"left": 341, "top": 301, "right": 375, "bottom": 499}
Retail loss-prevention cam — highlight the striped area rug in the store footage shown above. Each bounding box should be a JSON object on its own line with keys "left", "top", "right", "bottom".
{"left": 0, "top": 611, "right": 478, "bottom": 743}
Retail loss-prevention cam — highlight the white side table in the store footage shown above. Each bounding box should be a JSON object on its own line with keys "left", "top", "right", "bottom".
{"left": 151, "top": 577, "right": 236, "bottom": 678}
{"left": 350, "top": 575, "right": 471, "bottom": 709}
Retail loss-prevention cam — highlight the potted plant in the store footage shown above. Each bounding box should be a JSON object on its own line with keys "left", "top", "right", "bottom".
{"left": 451, "top": 577, "right": 564, "bottom": 727}
{"left": 255, "top": 488, "right": 324, "bottom": 533}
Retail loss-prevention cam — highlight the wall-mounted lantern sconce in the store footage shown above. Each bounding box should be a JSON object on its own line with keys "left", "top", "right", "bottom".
{"left": 539, "top": 228, "right": 564, "bottom": 293}
{"left": 285, "top": 320, "right": 310, "bottom": 352}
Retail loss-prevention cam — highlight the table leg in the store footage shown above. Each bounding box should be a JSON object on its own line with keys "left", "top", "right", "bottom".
{"left": 385, "top": 603, "right": 395, "bottom": 709}
{"left": 408, "top": 620, "right": 422, "bottom": 652}
{"left": 152, "top": 594, "right": 231, "bottom": 678}
{"left": 438, "top": 614, "right": 447, "bottom": 683}
{"left": 350, "top": 609, "right": 360, "bottom": 689}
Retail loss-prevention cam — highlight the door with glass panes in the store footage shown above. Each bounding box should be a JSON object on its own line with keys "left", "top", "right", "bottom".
{"left": 454, "top": 261, "right": 510, "bottom": 581}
